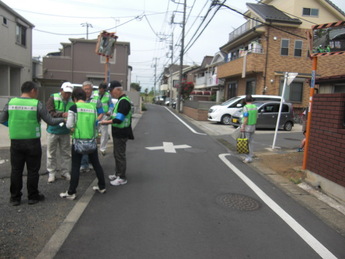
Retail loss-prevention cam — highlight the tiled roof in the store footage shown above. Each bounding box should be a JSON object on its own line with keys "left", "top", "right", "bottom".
{"left": 325, "top": 0, "right": 345, "bottom": 17}
{"left": 247, "top": 3, "right": 302, "bottom": 24}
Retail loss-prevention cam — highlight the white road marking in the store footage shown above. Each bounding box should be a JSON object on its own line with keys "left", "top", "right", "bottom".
{"left": 219, "top": 153, "right": 337, "bottom": 259}
{"left": 146, "top": 142, "right": 191, "bottom": 153}
{"left": 164, "top": 107, "right": 207, "bottom": 135}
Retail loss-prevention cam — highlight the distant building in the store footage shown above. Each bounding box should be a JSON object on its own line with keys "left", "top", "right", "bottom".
{"left": 41, "top": 38, "right": 130, "bottom": 103}
{"left": 0, "top": 1, "right": 34, "bottom": 97}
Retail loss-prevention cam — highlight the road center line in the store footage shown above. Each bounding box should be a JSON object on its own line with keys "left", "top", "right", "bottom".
{"left": 164, "top": 107, "right": 207, "bottom": 135}
{"left": 219, "top": 153, "right": 337, "bottom": 259}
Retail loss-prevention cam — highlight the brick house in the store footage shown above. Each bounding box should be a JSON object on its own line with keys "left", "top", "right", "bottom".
{"left": 217, "top": 0, "right": 345, "bottom": 114}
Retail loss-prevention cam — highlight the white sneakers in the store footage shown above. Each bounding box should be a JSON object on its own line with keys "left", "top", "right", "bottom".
{"left": 92, "top": 186, "right": 106, "bottom": 193}
{"left": 243, "top": 158, "right": 253, "bottom": 163}
{"left": 48, "top": 174, "right": 55, "bottom": 183}
{"left": 48, "top": 172, "right": 71, "bottom": 183}
{"left": 110, "top": 177, "right": 127, "bottom": 186}
{"left": 60, "top": 191, "right": 76, "bottom": 200}
{"left": 108, "top": 174, "right": 117, "bottom": 181}
{"left": 61, "top": 172, "right": 71, "bottom": 181}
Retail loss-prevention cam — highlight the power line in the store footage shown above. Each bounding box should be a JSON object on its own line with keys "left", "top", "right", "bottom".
{"left": 13, "top": 8, "right": 166, "bottom": 19}
{"left": 183, "top": 0, "right": 222, "bottom": 54}
{"left": 34, "top": 16, "right": 140, "bottom": 36}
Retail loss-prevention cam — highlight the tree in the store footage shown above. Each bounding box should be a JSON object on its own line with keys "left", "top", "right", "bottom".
{"left": 131, "top": 83, "right": 141, "bottom": 92}
{"left": 180, "top": 82, "right": 194, "bottom": 99}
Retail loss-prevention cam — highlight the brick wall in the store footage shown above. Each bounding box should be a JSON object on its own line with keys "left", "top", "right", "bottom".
{"left": 183, "top": 106, "right": 208, "bottom": 121}
{"left": 307, "top": 93, "right": 345, "bottom": 188}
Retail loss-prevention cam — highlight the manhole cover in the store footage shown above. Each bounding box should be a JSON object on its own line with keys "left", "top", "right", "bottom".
{"left": 216, "top": 193, "right": 261, "bottom": 211}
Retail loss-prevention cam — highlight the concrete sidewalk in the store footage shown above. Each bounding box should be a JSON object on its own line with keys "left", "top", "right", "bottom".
{"left": 181, "top": 114, "right": 305, "bottom": 153}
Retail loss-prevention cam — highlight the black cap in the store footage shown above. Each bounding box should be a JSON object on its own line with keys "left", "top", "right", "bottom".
{"left": 108, "top": 80, "right": 122, "bottom": 90}
{"left": 99, "top": 82, "right": 108, "bottom": 89}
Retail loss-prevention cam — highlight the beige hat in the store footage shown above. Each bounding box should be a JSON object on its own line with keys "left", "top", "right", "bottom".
{"left": 61, "top": 82, "right": 73, "bottom": 93}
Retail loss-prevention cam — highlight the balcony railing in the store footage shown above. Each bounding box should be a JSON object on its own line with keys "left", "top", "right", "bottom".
{"left": 229, "top": 20, "right": 260, "bottom": 42}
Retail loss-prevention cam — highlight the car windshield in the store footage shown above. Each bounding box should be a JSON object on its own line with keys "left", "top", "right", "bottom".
{"left": 220, "top": 96, "right": 241, "bottom": 106}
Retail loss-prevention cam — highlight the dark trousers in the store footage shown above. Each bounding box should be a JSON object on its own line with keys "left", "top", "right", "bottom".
{"left": 113, "top": 137, "right": 128, "bottom": 180}
{"left": 10, "top": 139, "right": 42, "bottom": 201}
{"left": 68, "top": 145, "right": 105, "bottom": 195}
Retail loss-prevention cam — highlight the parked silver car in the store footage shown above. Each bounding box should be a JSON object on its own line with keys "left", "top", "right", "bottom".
{"left": 230, "top": 101, "right": 294, "bottom": 131}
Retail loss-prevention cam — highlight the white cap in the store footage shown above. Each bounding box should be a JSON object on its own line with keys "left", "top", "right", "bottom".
{"left": 61, "top": 82, "right": 73, "bottom": 93}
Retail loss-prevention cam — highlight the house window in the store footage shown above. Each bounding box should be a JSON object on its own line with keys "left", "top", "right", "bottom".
{"left": 2, "top": 17, "right": 7, "bottom": 25}
{"left": 334, "top": 84, "right": 345, "bottom": 93}
{"left": 280, "top": 80, "right": 303, "bottom": 102}
{"left": 16, "top": 23, "right": 27, "bottom": 46}
{"left": 294, "top": 40, "right": 303, "bottom": 57}
{"left": 246, "top": 80, "right": 256, "bottom": 95}
{"left": 281, "top": 39, "right": 289, "bottom": 56}
{"left": 303, "top": 8, "right": 319, "bottom": 17}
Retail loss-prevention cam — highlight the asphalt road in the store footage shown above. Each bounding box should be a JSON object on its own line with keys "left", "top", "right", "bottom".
{"left": 52, "top": 104, "right": 345, "bottom": 259}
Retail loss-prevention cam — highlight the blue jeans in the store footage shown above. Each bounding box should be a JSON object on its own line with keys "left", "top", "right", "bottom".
{"left": 80, "top": 154, "right": 89, "bottom": 169}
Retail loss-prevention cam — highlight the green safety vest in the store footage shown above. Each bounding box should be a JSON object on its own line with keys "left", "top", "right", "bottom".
{"left": 47, "top": 93, "right": 74, "bottom": 135}
{"left": 8, "top": 98, "right": 40, "bottom": 139}
{"left": 242, "top": 104, "right": 258, "bottom": 125}
{"left": 73, "top": 102, "right": 97, "bottom": 139}
{"left": 93, "top": 91, "right": 111, "bottom": 113}
{"left": 87, "top": 94, "right": 99, "bottom": 110}
{"left": 112, "top": 95, "right": 132, "bottom": 129}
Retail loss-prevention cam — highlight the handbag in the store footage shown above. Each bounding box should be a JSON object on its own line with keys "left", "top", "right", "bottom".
{"left": 230, "top": 126, "right": 241, "bottom": 141}
{"left": 237, "top": 132, "right": 249, "bottom": 154}
{"left": 74, "top": 138, "right": 97, "bottom": 154}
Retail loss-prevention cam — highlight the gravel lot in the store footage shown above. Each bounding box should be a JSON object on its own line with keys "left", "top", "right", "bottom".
{"left": 0, "top": 146, "right": 99, "bottom": 259}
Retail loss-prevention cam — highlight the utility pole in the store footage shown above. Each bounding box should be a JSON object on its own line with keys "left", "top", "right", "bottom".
{"left": 177, "top": 0, "right": 186, "bottom": 112}
{"left": 81, "top": 22, "right": 93, "bottom": 39}
{"left": 153, "top": 57, "right": 158, "bottom": 96}
{"left": 169, "top": 30, "right": 174, "bottom": 107}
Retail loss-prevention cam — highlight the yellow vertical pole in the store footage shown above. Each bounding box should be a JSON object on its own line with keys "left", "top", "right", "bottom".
{"left": 302, "top": 56, "right": 317, "bottom": 170}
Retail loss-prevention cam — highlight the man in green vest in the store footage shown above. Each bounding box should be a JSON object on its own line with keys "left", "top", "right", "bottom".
{"left": 46, "top": 82, "right": 74, "bottom": 183}
{"left": 80, "top": 81, "right": 104, "bottom": 172}
{"left": 100, "top": 80, "right": 134, "bottom": 186}
{"left": 240, "top": 95, "right": 258, "bottom": 163}
{"left": 0, "top": 81, "right": 65, "bottom": 206}
{"left": 93, "top": 82, "right": 114, "bottom": 156}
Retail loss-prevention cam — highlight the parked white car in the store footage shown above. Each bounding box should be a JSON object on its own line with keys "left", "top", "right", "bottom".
{"left": 208, "top": 94, "right": 283, "bottom": 125}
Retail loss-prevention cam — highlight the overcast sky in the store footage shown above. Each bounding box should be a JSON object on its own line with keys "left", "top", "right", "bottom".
{"left": 3, "top": 0, "right": 345, "bottom": 91}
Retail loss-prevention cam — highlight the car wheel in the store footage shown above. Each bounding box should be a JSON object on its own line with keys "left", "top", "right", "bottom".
{"left": 284, "top": 121, "right": 293, "bottom": 131}
{"left": 221, "top": 115, "right": 231, "bottom": 125}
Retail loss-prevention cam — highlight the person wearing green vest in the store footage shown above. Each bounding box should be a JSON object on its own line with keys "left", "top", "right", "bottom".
{"left": 240, "top": 95, "right": 258, "bottom": 163}
{"left": 60, "top": 87, "right": 106, "bottom": 200}
{"left": 80, "top": 81, "right": 104, "bottom": 173}
{"left": 100, "top": 80, "right": 134, "bottom": 186}
{"left": 0, "top": 81, "right": 64, "bottom": 206}
{"left": 46, "top": 82, "right": 74, "bottom": 183}
{"left": 93, "top": 82, "right": 114, "bottom": 155}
